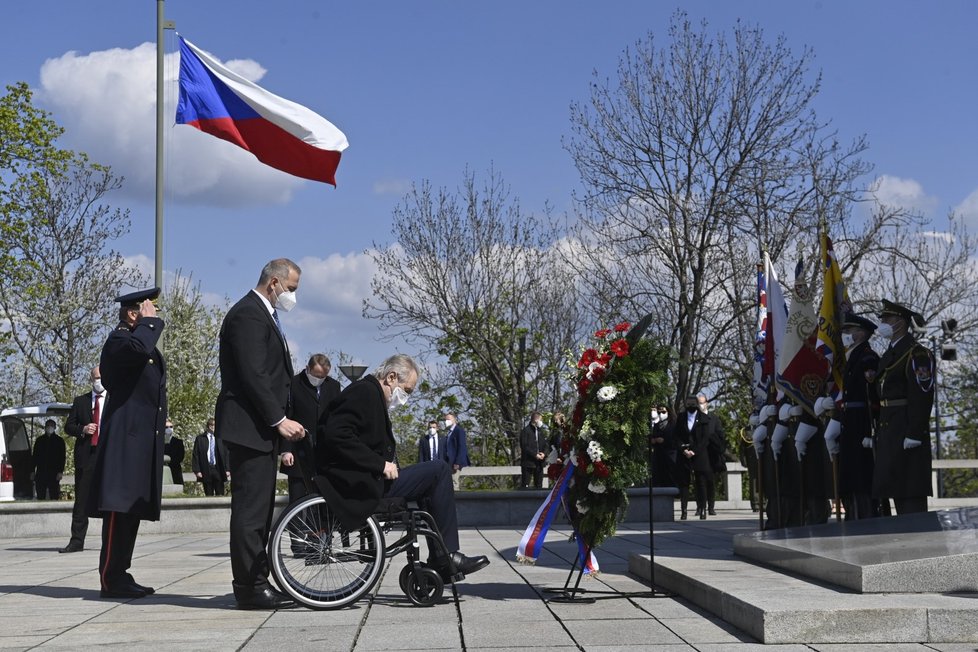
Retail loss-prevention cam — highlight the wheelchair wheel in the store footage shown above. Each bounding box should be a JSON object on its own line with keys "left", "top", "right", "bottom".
{"left": 269, "top": 494, "right": 385, "bottom": 609}
{"left": 403, "top": 566, "right": 444, "bottom": 606}
{"left": 397, "top": 562, "right": 432, "bottom": 595}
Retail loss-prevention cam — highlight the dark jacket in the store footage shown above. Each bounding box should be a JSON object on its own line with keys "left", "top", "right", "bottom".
{"left": 215, "top": 291, "right": 294, "bottom": 453}
{"left": 445, "top": 423, "right": 470, "bottom": 469}
{"left": 88, "top": 317, "right": 167, "bottom": 520}
{"left": 675, "top": 410, "right": 724, "bottom": 475}
{"left": 280, "top": 371, "right": 340, "bottom": 477}
{"left": 319, "top": 375, "right": 396, "bottom": 530}
{"left": 418, "top": 431, "right": 448, "bottom": 463}
{"left": 65, "top": 391, "right": 100, "bottom": 471}
{"left": 191, "top": 432, "right": 229, "bottom": 477}
{"left": 839, "top": 340, "right": 879, "bottom": 494}
{"left": 873, "top": 334, "right": 934, "bottom": 498}
{"left": 519, "top": 423, "right": 548, "bottom": 468}
{"left": 32, "top": 433, "right": 66, "bottom": 475}
{"left": 164, "top": 435, "right": 185, "bottom": 485}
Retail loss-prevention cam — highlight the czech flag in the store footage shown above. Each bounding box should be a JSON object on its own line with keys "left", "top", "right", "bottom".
{"left": 176, "top": 36, "right": 348, "bottom": 186}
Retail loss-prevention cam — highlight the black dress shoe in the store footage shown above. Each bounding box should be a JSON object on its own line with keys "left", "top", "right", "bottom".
{"left": 699, "top": 513, "right": 707, "bottom": 520}
{"left": 694, "top": 508, "right": 703, "bottom": 517}
{"left": 708, "top": 508, "right": 717, "bottom": 516}
{"left": 680, "top": 511, "right": 687, "bottom": 520}
{"left": 100, "top": 583, "right": 147, "bottom": 599}
{"left": 59, "top": 542, "right": 83, "bottom": 553}
{"left": 452, "top": 551, "right": 489, "bottom": 576}
{"left": 131, "top": 582, "right": 155, "bottom": 595}
{"left": 236, "top": 587, "right": 296, "bottom": 610}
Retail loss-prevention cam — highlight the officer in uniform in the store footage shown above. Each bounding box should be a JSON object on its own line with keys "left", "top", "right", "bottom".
{"left": 838, "top": 313, "right": 880, "bottom": 520}
{"left": 88, "top": 288, "right": 167, "bottom": 598}
{"left": 872, "top": 300, "right": 934, "bottom": 515}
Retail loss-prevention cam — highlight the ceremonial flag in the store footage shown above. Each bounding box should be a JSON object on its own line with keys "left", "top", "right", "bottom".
{"left": 776, "top": 257, "right": 828, "bottom": 414}
{"left": 763, "top": 251, "right": 788, "bottom": 392}
{"left": 815, "top": 232, "right": 851, "bottom": 401}
{"left": 176, "top": 36, "right": 348, "bottom": 185}
{"left": 753, "top": 264, "right": 770, "bottom": 399}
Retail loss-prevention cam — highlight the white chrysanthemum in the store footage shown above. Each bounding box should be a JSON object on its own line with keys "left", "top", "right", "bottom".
{"left": 589, "top": 480, "right": 607, "bottom": 494}
{"left": 575, "top": 499, "right": 589, "bottom": 514}
{"left": 596, "top": 385, "right": 619, "bottom": 402}
{"left": 586, "top": 440, "right": 603, "bottom": 462}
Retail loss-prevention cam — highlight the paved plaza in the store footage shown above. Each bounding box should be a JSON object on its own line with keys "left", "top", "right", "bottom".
{"left": 2, "top": 512, "right": 977, "bottom": 651}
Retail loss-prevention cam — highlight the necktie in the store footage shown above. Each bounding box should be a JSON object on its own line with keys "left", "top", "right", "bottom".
{"left": 92, "top": 394, "right": 101, "bottom": 446}
{"left": 431, "top": 435, "right": 438, "bottom": 459}
{"left": 208, "top": 434, "right": 216, "bottom": 465}
{"left": 272, "top": 309, "right": 286, "bottom": 339}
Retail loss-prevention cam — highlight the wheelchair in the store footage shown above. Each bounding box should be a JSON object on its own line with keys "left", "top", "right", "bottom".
{"left": 268, "top": 482, "right": 462, "bottom": 610}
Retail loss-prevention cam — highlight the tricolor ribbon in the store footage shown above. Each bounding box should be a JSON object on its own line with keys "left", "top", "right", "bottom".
{"left": 516, "top": 457, "right": 575, "bottom": 564}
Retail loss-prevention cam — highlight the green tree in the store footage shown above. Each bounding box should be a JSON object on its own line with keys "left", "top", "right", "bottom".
{"left": 158, "top": 271, "right": 226, "bottom": 459}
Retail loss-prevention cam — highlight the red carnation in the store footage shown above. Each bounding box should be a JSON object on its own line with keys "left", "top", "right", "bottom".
{"left": 592, "top": 460, "right": 610, "bottom": 478}
{"left": 547, "top": 463, "right": 563, "bottom": 481}
{"left": 578, "top": 348, "right": 599, "bottom": 369}
{"left": 610, "top": 339, "right": 630, "bottom": 358}
{"left": 614, "top": 321, "right": 631, "bottom": 333}
{"left": 598, "top": 352, "right": 612, "bottom": 366}
{"left": 578, "top": 378, "right": 591, "bottom": 396}
{"left": 594, "top": 328, "right": 611, "bottom": 339}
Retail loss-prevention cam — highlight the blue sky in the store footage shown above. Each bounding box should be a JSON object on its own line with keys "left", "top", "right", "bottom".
{"left": 2, "top": 0, "right": 977, "bottom": 374}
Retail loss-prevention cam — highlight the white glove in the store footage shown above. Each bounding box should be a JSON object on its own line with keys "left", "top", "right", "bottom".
{"left": 748, "top": 414, "right": 759, "bottom": 427}
{"left": 752, "top": 424, "right": 768, "bottom": 456}
{"left": 823, "top": 419, "right": 842, "bottom": 455}
{"left": 771, "top": 423, "right": 789, "bottom": 459}
{"left": 861, "top": 437, "right": 873, "bottom": 449}
{"left": 794, "top": 422, "right": 818, "bottom": 460}
{"left": 778, "top": 404, "right": 792, "bottom": 422}
{"left": 760, "top": 404, "right": 778, "bottom": 421}
{"left": 788, "top": 404, "right": 804, "bottom": 418}
{"left": 813, "top": 397, "right": 828, "bottom": 417}
{"left": 903, "top": 438, "right": 922, "bottom": 450}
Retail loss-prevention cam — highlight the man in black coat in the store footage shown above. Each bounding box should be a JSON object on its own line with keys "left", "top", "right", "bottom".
{"left": 216, "top": 259, "right": 306, "bottom": 610}
{"left": 88, "top": 288, "right": 166, "bottom": 599}
{"left": 280, "top": 353, "right": 341, "bottom": 502}
{"left": 163, "top": 419, "right": 184, "bottom": 486}
{"left": 319, "top": 354, "right": 489, "bottom": 583}
{"left": 32, "top": 419, "right": 66, "bottom": 499}
{"left": 675, "top": 394, "right": 724, "bottom": 519}
{"left": 418, "top": 420, "right": 447, "bottom": 463}
{"left": 192, "top": 418, "right": 230, "bottom": 495}
{"left": 838, "top": 313, "right": 880, "bottom": 520}
{"left": 519, "top": 412, "right": 549, "bottom": 489}
{"left": 873, "top": 300, "right": 934, "bottom": 515}
{"left": 60, "top": 366, "right": 104, "bottom": 553}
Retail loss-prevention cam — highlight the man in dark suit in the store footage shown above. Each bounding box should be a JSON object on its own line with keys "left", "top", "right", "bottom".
{"left": 675, "top": 394, "right": 724, "bottom": 519}
{"left": 320, "top": 354, "right": 489, "bottom": 583}
{"left": 442, "top": 412, "right": 470, "bottom": 474}
{"left": 163, "top": 419, "right": 185, "bottom": 487}
{"left": 88, "top": 288, "right": 166, "bottom": 599}
{"left": 873, "top": 300, "right": 934, "bottom": 515}
{"left": 192, "top": 418, "right": 230, "bottom": 495}
{"left": 519, "top": 412, "right": 549, "bottom": 489}
{"left": 838, "top": 313, "right": 880, "bottom": 520}
{"left": 216, "top": 258, "right": 306, "bottom": 610}
{"left": 418, "top": 420, "right": 447, "bottom": 463}
{"left": 280, "top": 353, "right": 341, "bottom": 503}
{"left": 61, "top": 366, "right": 105, "bottom": 553}
{"left": 32, "top": 419, "right": 66, "bottom": 499}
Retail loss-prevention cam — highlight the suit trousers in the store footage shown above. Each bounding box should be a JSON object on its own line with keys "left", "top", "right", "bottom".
{"left": 521, "top": 463, "right": 543, "bottom": 489}
{"left": 227, "top": 441, "right": 278, "bottom": 598}
{"left": 388, "top": 461, "right": 459, "bottom": 553}
{"left": 202, "top": 469, "right": 226, "bottom": 496}
{"left": 35, "top": 473, "right": 60, "bottom": 500}
{"left": 99, "top": 511, "right": 140, "bottom": 589}
{"left": 894, "top": 496, "right": 928, "bottom": 514}
{"left": 69, "top": 446, "right": 96, "bottom": 546}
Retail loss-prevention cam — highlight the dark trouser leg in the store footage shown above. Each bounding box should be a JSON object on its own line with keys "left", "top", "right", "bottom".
{"left": 35, "top": 476, "right": 47, "bottom": 500}
{"left": 532, "top": 464, "right": 543, "bottom": 489}
{"left": 520, "top": 466, "right": 532, "bottom": 488}
{"left": 852, "top": 493, "right": 872, "bottom": 519}
{"left": 99, "top": 511, "right": 140, "bottom": 589}
{"left": 894, "top": 496, "right": 927, "bottom": 514}
{"left": 287, "top": 476, "right": 309, "bottom": 505}
{"left": 227, "top": 442, "right": 277, "bottom": 598}
{"left": 70, "top": 450, "right": 94, "bottom": 546}
{"left": 389, "top": 461, "right": 459, "bottom": 552}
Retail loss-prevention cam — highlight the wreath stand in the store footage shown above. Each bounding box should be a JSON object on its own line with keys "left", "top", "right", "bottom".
{"left": 544, "top": 438, "right": 673, "bottom": 603}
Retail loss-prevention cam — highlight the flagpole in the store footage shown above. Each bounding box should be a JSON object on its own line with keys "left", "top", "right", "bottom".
{"left": 155, "top": 1, "right": 175, "bottom": 288}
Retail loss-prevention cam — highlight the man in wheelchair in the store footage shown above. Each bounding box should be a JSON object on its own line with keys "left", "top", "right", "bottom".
{"left": 317, "top": 354, "right": 489, "bottom": 583}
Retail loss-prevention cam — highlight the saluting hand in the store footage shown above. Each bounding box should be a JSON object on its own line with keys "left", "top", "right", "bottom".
{"left": 277, "top": 418, "right": 306, "bottom": 441}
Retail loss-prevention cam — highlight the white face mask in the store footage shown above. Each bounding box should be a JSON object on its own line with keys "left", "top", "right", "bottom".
{"left": 93, "top": 379, "right": 105, "bottom": 394}
{"left": 841, "top": 333, "right": 855, "bottom": 348}
{"left": 659, "top": 411, "right": 669, "bottom": 421}
{"left": 698, "top": 403, "right": 708, "bottom": 414}
{"left": 305, "top": 371, "right": 326, "bottom": 387}
{"left": 651, "top": 412, "right": 661, "bottom": 424}
{"left": 428, "top": 427, "right": 437, "bottom": 436}
{"left": 877, "top": 322, "right": 894, "bottom": 339}
{"left": 164, "top": 427, "right": 174, "bottom": 436}
{"left": 442, "top": 419, "right": 453, "bottom": 430}
{"left": 389, "top": 386, "right": 409, "bottom": 409}
{"left": 275, "top": 287, "right": 297, "bottom": 312}
{"left": 45, "top": 426, "right": 55, "bottom": 435}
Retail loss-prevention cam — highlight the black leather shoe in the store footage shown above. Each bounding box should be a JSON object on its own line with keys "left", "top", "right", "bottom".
{"left": 131, "top": 582, "right": 155, "bottom": 595}
{"left": 100, "top": 583, "right": 147, "bottom": 599}
{"left": 680, "top": 511, "right": 687, "bottom": 520}
{"left": 236, "top": 587, "right": 296, "bottom": 610}
{"left": 699, "top": 513, "right": 707, "bottom": 520}
{"left": 59, "top": 542, "right": 83, "bottom": 553}
{"left": 452, "top": 552, "right": 489, "bottom": 576}
{"left": 708, "top": 508, "right": 717, "bottom": 516}
{"left": 694, "top": 508, "right": 702, "bottom": 517}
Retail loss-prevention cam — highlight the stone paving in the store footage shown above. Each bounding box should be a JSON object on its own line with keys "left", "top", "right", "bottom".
{"left": 1, "top": 512, "right": 977, "bottom": 651}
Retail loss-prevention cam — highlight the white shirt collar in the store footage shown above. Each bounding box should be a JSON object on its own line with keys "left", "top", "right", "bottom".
{"left": 251, "top": 288, "right": 274, "bottom": 315}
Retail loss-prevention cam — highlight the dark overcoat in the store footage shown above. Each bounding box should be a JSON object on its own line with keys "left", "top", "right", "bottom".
{"left": 215, "top": 291, "right": 293, "bottom": 453}
{"left": 873, "top": 335, "right": 934, "bottom": 498}
{"left": 65, "top": 392, "right": 97, "bottom": 472}
{"left": 280, "top": 372, "right": 340, "bottom": 477}
{"left": 318, "top": 375, "right": 397, "bottom": 530}
{"left": 519, "top": 424, "right": 549, "bottom": 468}
{"left": 88, "top": 317, "right": 167, "bottom": 520}
{"left": 839, "top": 340, "right": 879, "bottom": 494}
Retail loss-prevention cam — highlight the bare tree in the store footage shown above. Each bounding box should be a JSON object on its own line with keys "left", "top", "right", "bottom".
{"left": 364, "top": 169, "right": 584, "bottom": 463}
{"left": 563, "top": 12, "right": 880, "bottom": 407}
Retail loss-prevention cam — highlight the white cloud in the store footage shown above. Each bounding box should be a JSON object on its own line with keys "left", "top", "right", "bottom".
{"left": 372, "top": 179, "right": 410, "bottom": 196}
{"left": 36, "top": 43, "right": 303, "bottom": 207}
{"left": 869, "top": 175, "right": 938, "bottom": 216}
{"left": 954, "top": 187, "right": 978, "bottom": 225}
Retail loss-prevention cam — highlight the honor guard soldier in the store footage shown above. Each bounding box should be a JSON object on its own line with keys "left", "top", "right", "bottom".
{"left": 88, "top": 287, "right": 167, "bottom": 598}
{"left": 838, "top": 313, "right": 880, "bottom": 520}
{"left": 872, "top": 300, "right": 934, "bottom": 515}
